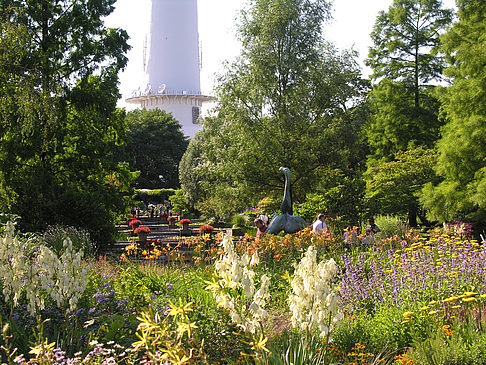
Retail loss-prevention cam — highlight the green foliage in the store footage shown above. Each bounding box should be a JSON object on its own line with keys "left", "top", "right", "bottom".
{"left": 367, "top": 0, "right": 453, "bottom": 87}
{"left": 264, "top": 329, "right": 328, "bottom": 365}
{"left": 231, "top": 214, "right": 248, "bottom": 228}
{"left": 124, "top": 109, "right": 188, "bottom": 189}
{"left": 133, "top": 188, "right": 176, "bottom": 205}
{"left": 365, "top": 147, "right": 437, "bottom": 225}
{"left": 409, "top": 320, "right": 486, "bottom": 365}
{"left": 257, "top": 196, "right": 280, "bottom": 217}
{"left": 366, "top": 80, "right": 443, "bottom": 162}
{"left": 370, "top": 215, "right": 408, "bottom": 238}
{"left": 295, "top": 194, "right": 327, "bottom": 223}
{"left": 420, "top": 0, "right": 486, "bottom": 225}
{"left": 0, "top": 2, "right": 135, "bottom": 247}
{"left": 40, "top": 225, "right": 95, "bottom": 257}
{"left": 365, "top": 0, "right": 452, "bottom": 163}
{"left": 313, "top": 168, "right": 366, "bottom": 225}
{"left": 332, "top": 307, "right": 416, "bottom": 359}
{"left": 179, "top": 0, "right": 370, "bottom": 215}
{"left": 169, "top": 189, "right": 191, "bottom": 217}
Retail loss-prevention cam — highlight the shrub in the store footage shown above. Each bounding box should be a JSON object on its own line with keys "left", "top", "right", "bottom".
{"left": 169, "top": 189, "right": 191, "bottom": 216}
{"left": 231, "top": 214, "right": 247, "bottom": 228}
{"left": 133, "top": 189, "right": 176, "bottom": 204}
{"left": 257, "top": 196, "right": 280, "bottom": 216}
{"left": 372, "top": 215, "right": 408, "bottom": 238}
{"left": 295, "top": 193, "right": 327, "bottom": 223}
{"left": 40, "top": 224, "right": 95, "bottom": 257}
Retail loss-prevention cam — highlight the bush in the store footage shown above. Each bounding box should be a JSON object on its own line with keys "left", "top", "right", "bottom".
{"left": 295, "top": 193, "right": 327, "bottom": 223}
{"left": 257, "top": 196, "right": 280, "bottom": 217}
{"left": 169, "top": 189, "right": 191, "bottom": 216}
{"left": 133, "top": 189, "right": 176, "bottom": 204}
{"left": 370, "top": 215, "right": 408, "bottom": 238}
{"left": 40, "top": 225, "right": 96, "bottom": 256}
{"left": 231, "top": 214, "right": 248, "bottom": 228}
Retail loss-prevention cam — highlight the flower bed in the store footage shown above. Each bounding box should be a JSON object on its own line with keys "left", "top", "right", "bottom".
{"left": 134, "top": 226, "right": 151, "bottom": 234}
{"left": 199, "top": 224, "right": 215, "bottom": 235}
{"left": 129, "top": 219, "right": 142, "bottom": 228}
{"left": 5, "top": 218, "right": 486, "bottom": 364}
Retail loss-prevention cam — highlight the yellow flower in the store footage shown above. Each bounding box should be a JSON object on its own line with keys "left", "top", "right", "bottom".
{"left": 429, "top": 300, "right": 437, "bottom": 305}
{"left": 420, "top": 306, "right": 429, "bottom": 311}
{"left": 403, "top": 311, "right": 414, "bottom": 318}
{"left": 463, "top": 297, "right": 477, "bottom": 303}
{"left": 452, "top": 305, "right": 461, "bottom": 309}
{"left": 443, "top": 296, "right": 457, "bottom": 302}
{"left": 428, "top": 310, "right": 438, "bottom": 315}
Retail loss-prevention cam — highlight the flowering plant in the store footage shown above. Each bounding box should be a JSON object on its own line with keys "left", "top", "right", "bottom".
{"left": 129, "top": 219, "right": 142, "bottom": 227}
{"left": 199, "top": 224, "right": 215, "bottom": 234}
{"left": 289, "top": 245, "right": 343, "bottom": 338}
{"left": 134, "top": 226, "right": 151, "bottom": 234}
{"left": 168, "top": 216, "right": 177, "bottom": 222}
{"left": 206, "top": 235, "right": 268, "bottom": 335}
{"left": 179, "top": 219, "right": 191, "bottom": 225}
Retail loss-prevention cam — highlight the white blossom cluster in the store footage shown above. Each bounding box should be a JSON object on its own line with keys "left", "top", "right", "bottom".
{"left": 0, "top": 221, "right": 90, "bottom": 314}
{"left": 289, "top": 245, "right": 344, "bottom": 338}
{"left": 211, "top": 235, "right": 270, "bottom": 334}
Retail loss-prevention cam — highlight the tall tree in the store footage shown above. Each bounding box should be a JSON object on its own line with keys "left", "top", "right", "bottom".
{"left": 420, "top": 0, "right": 486, "bottom": 225}
{"left": 180, "top": 0, "right": 369, "bottom": 215}
{"left": 125, "top": 109, "right": 188, "bottom": 189}
{"left": 366, "top": 0, "right": 453, "bottom": 162}
{"left": 0, "top": 2, "right": 132, "bottom": 246}
{"left": 367, "top": 0, "right": 453, "bottom": 106}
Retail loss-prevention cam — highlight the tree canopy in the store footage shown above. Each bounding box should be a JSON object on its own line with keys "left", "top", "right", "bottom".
{"left": 0, "top": 1, "right": 133, "bottom": 246}
{"left": 125, "top": 109, "right": 188, "bottom": 189}
{"left": 365, "top": 0, "right": 453, "bottom": 163}
{"left": 420, "top": 0, "right": 486, "bottom": 225}
{"left": 180, "top": 0, "right": 370, "bottom": 217}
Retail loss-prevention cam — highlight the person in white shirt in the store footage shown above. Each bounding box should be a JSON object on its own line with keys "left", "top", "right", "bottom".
{"left": 312, "top": 214, "right": 327, "bottom": 234}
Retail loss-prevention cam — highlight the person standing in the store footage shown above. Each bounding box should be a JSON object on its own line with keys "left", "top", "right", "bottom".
{"left": 312, "top": 214, "right": 327, "bottom": 234}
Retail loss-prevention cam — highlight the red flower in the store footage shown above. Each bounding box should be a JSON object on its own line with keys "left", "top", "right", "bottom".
{"left": 168, "top": 216, "right": 178, "bottom": 221}
{"left": 199, "top": 224, "right": 215, "bottom": 234}
{"left": 134, "top": 226, "right": 151, "bottom": 234}
{"left": 179, "top": 219, "right": 191, "bottom": 225}
{"left": 129, "top": 219, "right": 142, "bottom": 227}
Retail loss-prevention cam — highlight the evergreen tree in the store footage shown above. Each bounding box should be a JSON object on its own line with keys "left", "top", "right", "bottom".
{"left": 366, "top": 0, "right": 453, "bottom": 162}
{"left": 420, "top": 0, "right": 486, "bottom": 225}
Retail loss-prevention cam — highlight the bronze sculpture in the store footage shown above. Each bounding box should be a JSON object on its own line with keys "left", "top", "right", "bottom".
{"left": 266, "top": 167, "right": 307, "bottom": 234}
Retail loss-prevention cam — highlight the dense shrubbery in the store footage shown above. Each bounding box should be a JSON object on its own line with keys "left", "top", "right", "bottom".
{"left": 132, "top": 189, "right": 177, "bottom": 205}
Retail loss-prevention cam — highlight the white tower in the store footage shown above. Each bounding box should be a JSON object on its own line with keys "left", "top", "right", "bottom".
{"left": 126, "top": 0, "right": 210, "bottom": 138}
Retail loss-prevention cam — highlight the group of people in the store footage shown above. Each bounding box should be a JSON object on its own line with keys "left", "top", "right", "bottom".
{"left": 130, "top": 202, "right": 173, "bottom": 219}
{"left": 253, "top": 213, "right": 380, "bottom": 245}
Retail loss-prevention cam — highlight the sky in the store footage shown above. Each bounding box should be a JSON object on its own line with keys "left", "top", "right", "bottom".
{"left": 106, "top": 0, "right": 456, "bottom": 109}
